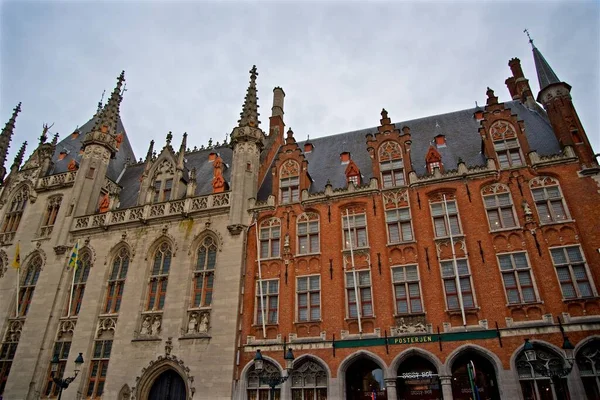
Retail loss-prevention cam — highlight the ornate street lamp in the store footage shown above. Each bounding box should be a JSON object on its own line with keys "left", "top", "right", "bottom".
{"left": 522, "top": 338, "right": 575, "bottom": 400}
{"left": 253, "top": 348, "right": 295, "bottom": 398}
{"left": 51, "top": 352, "right": 84, "bottom": 400}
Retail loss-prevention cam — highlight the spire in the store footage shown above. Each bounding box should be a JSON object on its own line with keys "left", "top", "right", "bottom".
{"left": 524, "top": 30, "right": 561, "bottom": 91}
{"left": 93, "top": 71, "right": 125, "bottom": 135}
{"left": 95, "top": 90, "right": 106, "bottom": 116}
{"left": 11, "top": 141, "right": 27, "bottom": 172}
{"left": 0, "top": 102, "right": 21, "bottom": 162}
{"left": 238, "top": 65, "right": 260, "bottom": 128}
{"left": 145, "top": 140, "right": 155, "bottom": 162}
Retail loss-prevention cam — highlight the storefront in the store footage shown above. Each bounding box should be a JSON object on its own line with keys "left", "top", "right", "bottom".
{"left": 345, "top": 357, "right": 387, "bottom": 400}
{"left": 396, "top": 355, "right": 442, "bottom": 400}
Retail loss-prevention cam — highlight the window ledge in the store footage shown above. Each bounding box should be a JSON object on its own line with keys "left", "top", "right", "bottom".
{"left": 252, "top": 323, "right": 279, "bottom": 328}
{"left": 98, "top": 312, "right": 119, "bottom": 318}
{"left": 188, "top": 307, "right": 212, "bottom": 312}
{"left": 179, "top": 333, "right": 211, "bottom": 340}
{"left": 489, "top": 226, "right": 521, "bottom": 234}
{"left": 344, "top": 316, "right": 376, "bottom": 321}
{"left": 141, "top": 310, "right": 164, "bottom": 315}
{"left": 257, "top": 257, "right": 282, "bottom": 262}
{"left": 295, "top": 252, "right": 321, "bottom": 258}
{"left": 394, "top": 312, "right": 427, "bottom": 318}
{"left": 387, "top": 241, "right": 417, "bottom": 247}
{"left": 342, "top": 246, "right": 370, "bottom": 252}
{"left": 132, "top": 337, "right": 162, "bottom": 343}
{"left": 59, "top": 315, "right": 79, "bottom": 320}
{"left": 506, "top": 301, "right": 543, "bottom": 308}
{"left": 539, "top": 219, "right": 575, "bottom": 227}
{"left": 294, "top": 320, "right": 322, "bottom": 324}
{"left": 434, "top": 234, "right": 465, "bottom": 241}
{"left": 445, "top": 307, "right": 479, "bottom": 315}
{"left": 562, "top": 296, "right": 599, "bottom": 303}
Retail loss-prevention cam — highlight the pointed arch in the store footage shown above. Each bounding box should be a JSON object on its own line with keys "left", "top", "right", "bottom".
{"left": 144, "top": 238, "right": 173, "bottom": 312}
{"left": 18, "top": 251, "right": 44, "bottom": 317}
{"left": 446, "top": 343, "right": 503, "bottom": 376}
{"left": 190, "top": 233, "right": 218, "bottom": 309}
{"left": 132, "top": 352, "right": 195, "bottom": 399}
{"left": 1, "top": 183, "right": 30, "bottom": 235}
{"left": 280, "top": 159, "right": 300, "bottom": 204}
{"left": 118, "top": 383, "right": 131, "bottom": 400}
{"left": 145, "top": 232, "right": 177, "bottom": 261}
{"left": 338, "top": 349, "right": 388, "bottom": 377}
{"left": 390, "top": 347, "right": 444, "bottom": 377}
{"left": 290, "top": 355, "right": 329, "bottom": 398}
{"left": 103, "top": 244, "right": 131, "bottom": 314}
{"left": 67, "top": 247, "right": 93, "bottom": 316}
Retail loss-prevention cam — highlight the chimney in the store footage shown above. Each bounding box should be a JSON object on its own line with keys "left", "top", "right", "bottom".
{"left": 208, "top": 152, "right": 217, "bottom": 162}
{"left": 505, "top": 77, "right": 518, "bottom": 99}
{"left": 508, "top": 58, "right": 525, "bottom": 79}
{"left": 271, "top": 87, "right": 285, "bottom": 118}
{"left": 340, "top": 152, "right": 351, "bottom": 164}
{"left": 304, "top": 142, "right": 314, "bottom": 153}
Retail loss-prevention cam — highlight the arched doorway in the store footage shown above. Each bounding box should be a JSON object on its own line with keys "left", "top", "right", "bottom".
{"left": 396, "top": 355, "right": 442, "bottom": 400}
{"left": 516, "top": 344, "right": 571, "bottom": 400}
{"left": 148, "top": 369, "right": 186, "bottom": 400}
{"left": 345, "top": 357, "right": 387, "bottom": 400}
{"left": 451, "top": 351, "right": 500, "bottom": 400}
{"left": 576, "top": 339, "right": 600, "bottom": 400}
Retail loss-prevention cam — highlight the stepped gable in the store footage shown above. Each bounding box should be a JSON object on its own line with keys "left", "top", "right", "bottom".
{"left": 51, "top": 115, "right": 135, "bottom": 181}
{"left": 256, "top": 101, "right": 559, "bottom": 200}
{"left": 116, "top": 145, "right": 233, "bottom": 209}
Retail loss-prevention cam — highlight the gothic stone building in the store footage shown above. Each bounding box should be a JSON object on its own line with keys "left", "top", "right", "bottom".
{"left": 0, "top": 69, "right": 264, "bottom": 399}
{"left": 234, "top": 44, "right": 600, "bottom": 399}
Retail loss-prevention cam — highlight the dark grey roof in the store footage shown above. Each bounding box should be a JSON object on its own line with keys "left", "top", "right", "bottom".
{"left": 116, "top": 146, "right": 233, "bottom": 209}
{"left": 532, "top": 46, "right": 561, "bottom": 91}
{"left": 257, "top": 100, "right": 559, "bottom": 200}
{"left": 51, "top": 115, "right": 135, "bottom": 182}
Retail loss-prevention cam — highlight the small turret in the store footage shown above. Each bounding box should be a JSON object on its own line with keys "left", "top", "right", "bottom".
{"left": 10, "top": 141, "right": 27, "bottom": 174}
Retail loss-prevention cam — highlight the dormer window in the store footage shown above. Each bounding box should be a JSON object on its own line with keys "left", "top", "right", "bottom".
{"left": 425, "top": 145, "right": 443, "bottom": 174}
{"left": 154, "top": 178, "right": 173, "bottom": 203}
{"left": 490, "top": 120, "right": 523, "bottom": 168}
{"left": 427, "top": 161, "right": 441, "bottom": 173}
{"left": 348, "top": 175, "right": 360, "bottom": 186}
{"left": 280, "top": 160, "right": 300, "bottom": 204}
{"left": 345, "top": 159, "right": 361, "bottom": 186}
{"left": 378, "top": 141, "right": 405, "bottom": 188}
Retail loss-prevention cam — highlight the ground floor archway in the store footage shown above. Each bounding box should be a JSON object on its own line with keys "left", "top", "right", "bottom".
{"left": 345, "top": 357, "right": 387, "bottom": 400}
{"left": 148, "top": 369, "right": 186, "bottom": 400}
{"left": 451, "top": 351, "right": 500, "bottom": 400}
{"left": 396, "top": 355, "right": 442, "bottom": 400}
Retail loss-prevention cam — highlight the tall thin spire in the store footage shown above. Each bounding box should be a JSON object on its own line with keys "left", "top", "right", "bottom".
{"left": 524, "top": 30, "right": 561, "bottom": 91}
{"left": 11, "top": 141, "right": 27, "bottom": 172}
{"left": 93, "top": 71, "right": 125, "bottom": 135}
{"left": 238, "top": 65, "right": 260, "bottom": 128}
{"left": 95, "top": 90, "right": 106, "bottom": 116}
{"left": 0, "top": 102, "right": 21, "bottom": 183}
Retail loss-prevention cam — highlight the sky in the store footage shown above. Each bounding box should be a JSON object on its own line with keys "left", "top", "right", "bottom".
{"left": 1, "top": 0, "right": 599, "bottom": 165}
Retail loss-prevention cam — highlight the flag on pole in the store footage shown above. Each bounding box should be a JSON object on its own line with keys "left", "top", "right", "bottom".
{"left": 11, "top": 242, "right": 20, "bottom": 269}
{"left": 68, "top": 240, "right": 80, "bottom": 271}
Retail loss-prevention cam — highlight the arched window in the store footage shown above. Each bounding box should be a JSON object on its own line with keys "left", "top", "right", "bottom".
{"left": 290, "top": 358, "right": 328, "bottom": 399}
{"left": 297, "top": 213, "right": 319, "bottom": 255}
{"left": 18, "top": 255, "right": 42, "bottom": 317}
{"left": 104, "top": 247, "right": 130, "bottom": 314}
{"left": 481, "top": 183, "right": 518, "bottom": 231}
{"left": 1, "top": 186, "right": 28, "bottom": 235}
{"left": 192, "top": 236, "right": 217, "bottom": 308}
{"left": 146, "top": 242, "right": 171, "bottom": 311}
{"left": 67, "top": 250, "right": 92, "bottom": 316}
{"left": 260, "top": 218, "right": 281, "bottom": 259}
{"left": 247, "top": 360, "right": 281, "bottom": 400}
{"left": 39, "top": 195, "right": 62, "bottom": 237}
{"left": 529, "top": 176, "right": 570, "bottom": 224}
{"left": 378, "top": 141, "right": 404, "bottom": 188}
{"left": 490, "top": 120, "right": 523, "bottom": 168}
{"left": 451, "top": 351, "right": 500, "bottom": 400}
{"left": 280, "top": 160, "right": 300, "bottom": 204}
{"left": 516, "top": 345, "right": 570, "bottom": 400}
{"left": 152, "top": 159, "right": 176, "bottom": 203}
{"left": 577, "top": 339, "right": 600, "bottom": 399}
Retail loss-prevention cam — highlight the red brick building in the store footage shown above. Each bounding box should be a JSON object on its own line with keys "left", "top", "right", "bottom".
{"left": 233, "top": 40, "right": 600, "bottom": 400}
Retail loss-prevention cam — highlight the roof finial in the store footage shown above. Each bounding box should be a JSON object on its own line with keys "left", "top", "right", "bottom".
{"left": 166, "top": 131, "right": 173, "bottom": 146}
{"left": 39, "top": 122, "right": 53, "bottom": 145}
{"left": 523, "top": 28, "right": 535, "bottom": 49}
{"left": 0, "top": 102, "right": 22, "bottom": 183}
{"left": 238, "top": 65, "right": 260, "bottom": 128}
{"left": 96, "top": 90, "right": 106, "bottom": 115}
{"left": 11, "top": 141, "right": 27, "bottom": 171}
{"left": 93, "top": 71, "right": 125, "bottom": 136}
{"left": 145, "top": 140, "right": 155, "bottom": 162}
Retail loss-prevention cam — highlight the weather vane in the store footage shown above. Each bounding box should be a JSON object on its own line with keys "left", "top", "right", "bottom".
{"left": 523, "top": 28, "right": 534, "bottom": 47}
{"left": 121, "top": 83, "right": 127, "bottom": 97}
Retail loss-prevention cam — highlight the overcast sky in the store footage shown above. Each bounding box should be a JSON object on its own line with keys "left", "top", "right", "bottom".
{"left": 1, "top": 0, "right": 598, "bottom": 166}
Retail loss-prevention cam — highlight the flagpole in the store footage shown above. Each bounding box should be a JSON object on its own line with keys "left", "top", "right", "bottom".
{"left": 15, "top": 266, "right": 19, "bottom": 317}
{"left": 67, "top": 240, "right": 79, "bottom": 318}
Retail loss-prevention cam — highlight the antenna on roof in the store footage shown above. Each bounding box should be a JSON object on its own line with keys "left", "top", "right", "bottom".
{"left": 435, "top": 120, "right": 440, "bottom": 128}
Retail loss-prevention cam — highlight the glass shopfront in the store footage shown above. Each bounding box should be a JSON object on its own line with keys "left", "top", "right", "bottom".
{"left": 451, "top": 352, "right": 500, "bottom": 400}
{"left": 396, "top": 355, "right": 442, "bottom": 400}
{"left": 346, "top": 358, "right": 387, "bottom": 400}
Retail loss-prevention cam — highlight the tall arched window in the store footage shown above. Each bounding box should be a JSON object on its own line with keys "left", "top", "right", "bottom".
{"left": 280, "top": 160, "right": 300, "bottom": 204}
{"left": 192, "top": 236, "right": 217, "bottom": 308}
{"left": 146, "top": 242, "right": 171, "bottom": 311}
{"left": 490, "top": 120, "right": 523, "bottom": 168}
{"left": 290, "top": 358, "right": 328, "bottom": 399}
{"left": 260, "top": 218, "right": 281, "bottom": 259}
{"left": 18, "top": 255, "right": 42, "bottom": 317}
{"left": 481, "top": 183, "right": 518, "bottom": 231}
{"left": 529, "top": 176, "right": 570, "bottom": 224}
{"left": 378, "top": 141, "right": 404, "bottom": 188}
{"left": 577, "top": 339, "right": 600, "bottom": 399}
{"left": 1, "top": 186, "right": 28, "bottom": 235}
{"left": 247, "top": 361, "right": 281, "bottom": 400}
{"left": 516, "top": 345, "right": 570, "bottom": 400}
{"left": 67, "top": 250, "right": 92, "bottom": 316}
{"left": 297, "top": 213, "right": 319, "bottom": 255}
{"left": 39, "top": 195, "right": 62, "bottom": 237}
{"left": 104, "top": 247, "right": 130, "bottom": 314}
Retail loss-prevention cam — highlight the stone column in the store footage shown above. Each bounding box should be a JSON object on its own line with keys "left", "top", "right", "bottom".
{"left": 440, "top": 375, "right": 454, "bottom": 400}
{"left": 385, "top": 378, "right": 397, "bottom": 400}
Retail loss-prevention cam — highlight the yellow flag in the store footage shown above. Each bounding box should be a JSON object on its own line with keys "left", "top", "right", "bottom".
{"left": 11, "top": 242, "right": 20, "bottom": 269}
{"left": 68, "top": 240, "right": 79, "bottom": 271}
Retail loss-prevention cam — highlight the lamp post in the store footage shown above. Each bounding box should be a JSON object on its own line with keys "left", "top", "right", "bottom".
{"left": 253, "top": 348, "right": 295, "bottom": 399}
{"left": 50, "top": 352, "right": 84, "bottom": 400}
{"left": 523, "top": 338, "right": 575, "bottom": 400}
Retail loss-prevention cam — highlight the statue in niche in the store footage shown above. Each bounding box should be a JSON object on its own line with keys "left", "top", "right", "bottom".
{"left": 199, "top": 313, "right": 209, "bottom": 333}
{"left": 151, "top": 317, "right": 161, "bottom": 335}
{"left": 187, "top": 313, "right": 198, "bottom": 334}
{"left": 141, "top": 316, "right": 151, "bottom": 335}
{"left": 284, "top": 233, "right": 290, "bottom": 248}
{"left": 522, "top": 200, "right": 533, "bottom": 216}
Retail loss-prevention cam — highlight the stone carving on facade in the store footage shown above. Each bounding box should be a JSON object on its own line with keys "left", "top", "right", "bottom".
{"left": 84, "top": 145, "right": 111, "bottom": 164}
{"left": 96, "top": 316, "right": 117, "bottom": 339}
{"left": 0, "top": 250, "right": 7, "bottom": 278}
{"left": 139, "top": 314, "right": 162, "bottom": 337}
{"left": 57, "top": 319, "right": 77, "bottom": 340}
{"left": 4, "top": 320, "right": 24, "bottom": 342}
{"left": 391, "top": 316, "right": 429, "bottom": 335}
{"left": 186, "top": 311, "right": 210, "bottom": 336}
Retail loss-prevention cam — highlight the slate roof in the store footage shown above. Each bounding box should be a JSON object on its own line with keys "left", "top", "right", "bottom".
{"left": 257, "top": 100, "right": 559, "bottom": 200}
{"left": 532, "top": 46, "right": 561, "bottom": 91}
{"left": 50, "top": 115, "right": 135, "bottom": 182}
{"left": 116, "top": 145, "right": 233, "bottom": 209}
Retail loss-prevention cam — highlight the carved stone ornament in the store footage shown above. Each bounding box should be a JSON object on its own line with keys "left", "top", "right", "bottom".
{"left": 57, "top": 319, "right": 77, "bottom": 340}
{"left": 186, "top": 311, "right": 210, "bottom": 336}
{"left": 391, "top": 315, "right": 429, "bottom": 335}
{"left": 4, "top": 319, "right": 24, "bottom": 342}
{"left": 96, "top": 316, "right": 117, "bottom": 339}
{"left": 139, "top": 314, "right": 162, "bottom": 337}
{"left": 0, "top": 250, "right": 7, "bottom": 278}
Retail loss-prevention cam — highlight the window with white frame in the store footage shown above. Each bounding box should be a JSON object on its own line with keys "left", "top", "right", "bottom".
{"left": 392, "top": 265, "right": 423, "bottom": 314}
{"left": 297, "top": 213, "right": 319, "bottom": 255}
{"left": 530, "top": 177, "right": 570, "bottom": 224}
{"left": 297, "top": 275, "right": 320, "bottom": 322}
{"left": 440, "top": 259, "right": 475, "bottom": 310}
{"left": 386, "top": 207, "right": 413, "bottom": 243}
{"left": 345, "top": 270, "right": 373, "bottom": 318}
{"left": 259, "top": 218, "right": 281, "bottom": 259}
{"left": 430, "top": 198, "right": 461, "bottom": 238}
{"left": 482, "top": 184, "right": 517, "bottom": 231}
{"left": 256, "top": 279, "right": 279, "bottom": 325}
{"left": 342, "top": 212, "right": 368, "bottom": 249}
{"left": 192, "top": 236, "right": 217, "bottom": 308}
{"left": 490, "top": 120, "right": 523, "bottom": 168}
{"left": 498, "top": 252, "right": 538, "bottom": 304}
{"left": 550, "top": 246, "right": 595, "bottom": 299}
{"left": 379, "top": 141, "right": 405, "bottom": 188}
{"left": 280, "top": 159, "right": 300, "bottom": 204}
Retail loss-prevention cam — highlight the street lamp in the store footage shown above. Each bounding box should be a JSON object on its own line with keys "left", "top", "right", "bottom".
{"left": 522, "top": 338, "right": 575, "bottom": 400}
{"left": 253, "top": 348, "right": 295, "bottom": 398}
{"left": 50, "top": 352, "right": 84, "bottom": 400}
